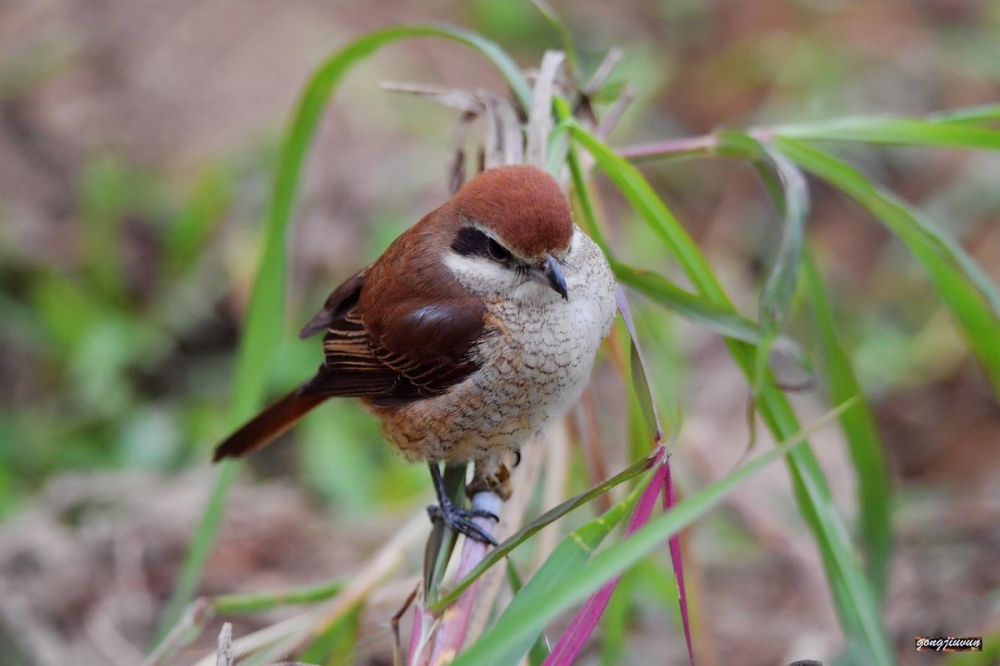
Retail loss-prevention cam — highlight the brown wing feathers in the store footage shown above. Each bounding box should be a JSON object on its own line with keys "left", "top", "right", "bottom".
{"left": 212, "top": 207, "right": 487, "bottom": 462}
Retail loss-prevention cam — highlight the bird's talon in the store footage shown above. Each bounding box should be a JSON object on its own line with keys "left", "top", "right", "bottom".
{"left": 426, "top": 502, "right": 499, "bottom": 546}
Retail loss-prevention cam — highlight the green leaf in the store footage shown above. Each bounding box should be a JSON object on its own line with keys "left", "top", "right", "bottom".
{"left": 776, "top": 137, "right": 1000, "bottom": 394}
{"left": 211, "top": 578, "right": 344, "bottom": 614}
{"left": 570, "top": 123, "right": 893, "bottom": 664}
{"left": 155, "top": 24, "right": 529, "bottom": 646}
{"left": 616, "top": 287, "right": 662, "bottom": 442}
{"left": 929, "top": 104, "right": 1000, "bottom": 125}
{"left": 429, "top": 452, "right": 656, "bottom": 612}
{"left": 453, "top": 463, "right": 657, "bottom": 666}
{"left": 803, "top": 254, "right": 892, "bottom": 604}
{"left": 768, "top": 115, "right": 1000, "bottom": 150}
{"left": 718, "top": 132, "right": 809, "bottom": 393}
{"left": 455, "top": 402, "right": 851, "bottom": 666}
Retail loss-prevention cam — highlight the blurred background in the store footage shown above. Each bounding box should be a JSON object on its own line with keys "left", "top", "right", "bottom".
{"left": 1, "top": 1, "right": 998, "bottom": 664}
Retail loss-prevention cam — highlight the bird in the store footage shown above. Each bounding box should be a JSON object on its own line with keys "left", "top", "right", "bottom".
{"left": 213, "top": 164, "right": 617, "bottom": 545}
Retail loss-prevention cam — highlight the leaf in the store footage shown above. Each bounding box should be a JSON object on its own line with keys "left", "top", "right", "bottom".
{"left": 803, "top": 254, "right": 892, "bottom": 603}
{"left": 663, "top": 460, "right": 694, "bottom": 664}
{"left": 929, "top": 104, "right": 1000, "bottom": 125}
{"left": 429, "top": 451, "right": 657, "bottom": 613}
{"left": 718, "top": 131, "right": 810, "bottom": 393}
{"left": 768, "top": 115, "right": 1000, "bottom": 150}
{"left": 569, "top": 122, "right": 893, "bottom": 665}
{"left": 615, "top": 287, "right": 662, "bottom": 442}
{"left": 454, "top": 464, "right": 657, "bottom": 666}
{"left": 545, "top": 451, "right": 667, "bottom": 665}
{"left": 611, "top": 264, "right": 805, "bottom": 362}
{"left": 776, "top": 137, "right": 1000, "bottom": 394}
{"left": 455, "top": 402, "right": 854, "bottom": 666}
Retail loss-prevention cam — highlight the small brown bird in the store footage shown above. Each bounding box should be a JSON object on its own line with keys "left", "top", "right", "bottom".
{"left": 214, "top": 165, "right": 617, "bottom": 544}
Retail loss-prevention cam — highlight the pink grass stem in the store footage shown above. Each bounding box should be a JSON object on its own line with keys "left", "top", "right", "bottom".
{"left": 544, "top": 447, "right": 667, "bottom": 665}
{"left": 409, "top": 492, "right": 502, "bottom": 665}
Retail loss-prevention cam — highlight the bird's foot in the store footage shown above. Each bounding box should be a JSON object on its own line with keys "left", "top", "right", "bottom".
{"left": 427, "top": 499, "right": 499, "bottom": 546}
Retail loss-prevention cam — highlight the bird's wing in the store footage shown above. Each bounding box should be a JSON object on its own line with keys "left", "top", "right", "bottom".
{"left": 298, "top": 273, "right": 487, "bottom": 403}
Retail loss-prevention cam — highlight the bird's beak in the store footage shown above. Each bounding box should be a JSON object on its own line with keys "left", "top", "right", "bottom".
{"left": 531, "top": 253, "right": 569, "bottom": 300}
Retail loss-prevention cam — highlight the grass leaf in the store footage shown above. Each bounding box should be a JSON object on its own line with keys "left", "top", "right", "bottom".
{"left": 572, "top": 123, "right": 893, "bottom": 664}
{"left": 456, "top": 402, "right": 853, "bottom": 666}
{"left": 776, "top": 137, "right": 1000, "bottom": 394}
{"left": 803, "top": 254, "right": 892, "bottom": 603}
{"left": 718, "top": 131, "right": 810, "bottom": 393}
{"left": 454, "top": 464, "right": 656, "bottom": 666}
{"left": 767, "top": 115, "right": 1000, "bottom": 150}
{"left": 429, "top": 451, "right": 657, "bottom": 613}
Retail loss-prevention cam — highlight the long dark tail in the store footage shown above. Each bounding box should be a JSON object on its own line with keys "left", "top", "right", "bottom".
{"left": 212, "top": 388, "right": 327, "bottom": 462}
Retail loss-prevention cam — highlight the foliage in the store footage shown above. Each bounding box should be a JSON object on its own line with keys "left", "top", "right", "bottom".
{"left": 2, "top": 5, "right": 998, "bottom": 665}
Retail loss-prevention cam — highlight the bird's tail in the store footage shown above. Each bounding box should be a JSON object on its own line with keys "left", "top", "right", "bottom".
{"left": 212, "top": 388, "right": 327, "bottom": 462}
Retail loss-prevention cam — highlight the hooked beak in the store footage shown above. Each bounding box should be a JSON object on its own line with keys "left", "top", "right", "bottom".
{"left": 530, "top": 253, "right": 569, "bottom": 300}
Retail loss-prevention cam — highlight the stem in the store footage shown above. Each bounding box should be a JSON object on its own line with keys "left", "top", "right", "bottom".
{"left": 615, "top": 135, "right": 718, "bottom": 161}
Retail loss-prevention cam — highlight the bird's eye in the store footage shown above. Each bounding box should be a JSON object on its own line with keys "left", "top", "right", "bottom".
{"left": 451, "top": 226, "right": 514, "bottom": 265}
{"left": 487, "top": 237, "right": 511, "bottom": 263}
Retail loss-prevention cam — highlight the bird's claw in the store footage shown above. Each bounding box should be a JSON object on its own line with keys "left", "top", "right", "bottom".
{"left": 427, "top": 502, "right": 499, "bottom": 546}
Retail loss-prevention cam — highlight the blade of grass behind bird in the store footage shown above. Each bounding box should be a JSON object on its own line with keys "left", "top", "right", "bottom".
{"left": 454, "top": 401, "right": 855, "bottom": 666}
{"left": 454, "top": 459, "right": 661, "bottom": 666}
{"left": 429, "top": 450, "right": 658, "bottom": 612}
{"left": 803, "top": 253, "right": 892, "bottom": 603}
{"left": 559, "top": 104, "right": 799, "bottom": 360}
{"left": 766, "top": 115, "right": 1000, "bottom": 150}
{"left": 717, "top": 131, "right": 809, "bottom": 395}
{"left": 776, "top": 137, "right": 1000, "bottom": 395}
{"left": 154, "top": 23, "right": 531, "bottom": 645}
{"left": 929, "top": 104, "right": 1000, "bottom": 125}
{"left": 570, "top": 122, "right": 892, "bottom": 664}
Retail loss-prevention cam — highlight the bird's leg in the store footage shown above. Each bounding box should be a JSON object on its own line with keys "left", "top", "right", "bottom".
{"left": 426, "top": 463, "right": 499, "bottom": 546}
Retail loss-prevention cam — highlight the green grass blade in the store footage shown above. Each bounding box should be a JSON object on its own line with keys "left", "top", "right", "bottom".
{"left": 505, "top": 561, "right": 550, "bottom": 666}
{"left": 454, "top": 463, "right": 659, "bottom": 666}
{"left": 612, "top": 263, "right": 807, "bottom": 370}
{"left": 569, "top": 124, "right": 729, "bottom": 303}
{"left": 455, "top": 403, "right": 852, "bottom": 666}
{"left": 528, "top": 0, "right": 579, "bottom": 75}
{"left": 768, "top": 116, "right": 1000, "bottom": 150}
{"left": 719, "top": 131, "right": 809, "bottom": 393}
{"left": 776, "top": 138, "right": 1000, "bottom": 394}
{"left": 155, "top": 24, "right": 529, "bottom": 645}
{"left": 211, "top": 578, "right": 344, "bottom": 614}
{"left": 429, "top": 452, "right": 656, "bottom": 613}
{"left": 929, "top": 104, "right": 1000, "bottom": 125}
{"left": 571, "top": 124, "right": 893, "bottom": 664}
{"left": 803, "top": 254, "right": 892, "bottom": 604}
{"left": 616, "top": 287, "right": 662, "bottom": 442}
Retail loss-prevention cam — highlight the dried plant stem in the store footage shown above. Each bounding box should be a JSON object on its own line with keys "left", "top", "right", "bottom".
{"left": 534, "top": 421, "right": 570, "bottom": 570}
{"left": 527, "top": 51, "right": 565, "bottom": 168}
{"left": 465, "top": 440, "right": 545, "bottom": 643}
{"left": 216, "top": 623, "right": 233, "bottom": 666}
{"left": 268, "top": 512, "right": 428, "bottom": 660}
{"left": 615, "top": 135, "right": 718, "bottom": 161}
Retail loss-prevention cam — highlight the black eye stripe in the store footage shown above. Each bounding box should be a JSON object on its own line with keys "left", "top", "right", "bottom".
{"left": 451, "top": 227, "right": 512, "bottom": 264}
{"left": 487, "top": 237, "right": 511, "bottom": 262}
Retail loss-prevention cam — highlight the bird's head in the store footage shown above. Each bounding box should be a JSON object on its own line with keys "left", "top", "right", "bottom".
{"left": 443, "top": 165, "right": 574, "bottom": 302}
